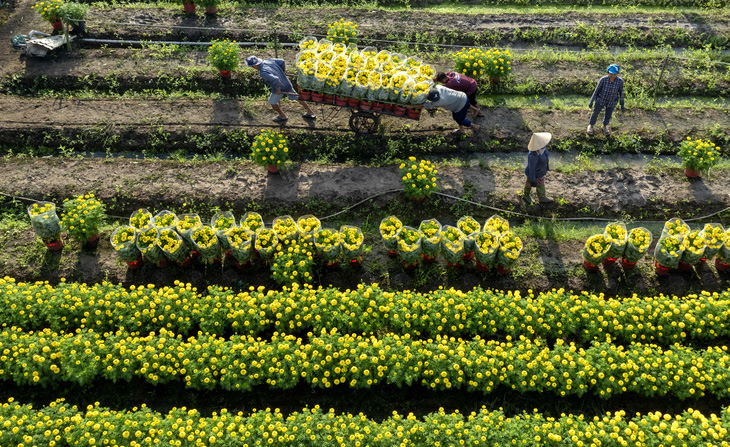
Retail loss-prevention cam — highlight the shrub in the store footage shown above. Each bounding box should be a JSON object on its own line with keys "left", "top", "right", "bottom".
{"left": 251, "top": 130, "right": 289, "bottom": 168}
{"left": 327, "top": 19, "right": 358, "bottom": 45}
{"left": 678, "top": 137, "right": 721, "bottom": 172}
{"left": 207, "top": 39, "right": 240, "bottom": 72}
{"left": 61, "top": 193, "right": 106, "bottom": 243}
{"left": 57, "top": 1, "right": 87, "bottom": 25}
{"left": 399, "top": 156, "right": 439, "bottom": 200}
{"left": 454, "top": 47, "right": 512, "bottom": 81}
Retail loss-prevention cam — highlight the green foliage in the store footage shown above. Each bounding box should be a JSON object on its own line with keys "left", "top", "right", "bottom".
{"left": 251, "top": 130, "right": 290, "bottom": 167}
{"left": 677, "top": 137, "right": 722, "bottom": 171}
{"left": 271, "top": 238, "right": 315, "bottom": 285}
{"left": 327, "top": 18, "right": 358, "bottom": 45}
{"left": 207, "top": 40, "right": 240, "bottom": 72}
{"left": 31, "top": 0, "right": 63, "bottom": 23}
{"left": 61, "top": 193, "right": 106, "bottom": 243}
{"left": 57, "top": 1, "right": 87, "bottom": 24}
{"left": 399, "top": 157, "right": 439, "bottom": 200}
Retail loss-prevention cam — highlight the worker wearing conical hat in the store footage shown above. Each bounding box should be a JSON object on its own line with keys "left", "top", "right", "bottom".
{"left": 522, "top": 132, "right": 554, "bottom": 205}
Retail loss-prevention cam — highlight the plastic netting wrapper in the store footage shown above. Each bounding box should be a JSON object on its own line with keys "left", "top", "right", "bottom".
{"left": 332, "top": 42, "right": 347, "bottom": 54}
{"left": 390, "top": 53, "right": 407, "bottom": 67}
{"left": 153, "top": 210, "right": 178, "bottom": 230}
{"left": 380, "top": 216, "right": 403, "bottom": 252}
{"left": 719, "top": 230, "right": 730, "bottom": 262}
{"left": 158, "top": 228, "right": 189, "bottom": 264}
{"left": 360, "top": 46, "right": 378, "bottom": 59}
{"left": 28, "top": 202, "right": 61, "bottom": 240}
{"left": 410, "top": 80, "right": 431, "bottom": 105}
{"left": 352, "top": 71, "right": 369, "bottom": 100}
{"left": 474, "top": 229, "right": 500, "bottom": 267}
{"left": 440, "top": 226, "right": 466, "bottom": 265}
{"left": 255, "top": 228, "right": 279, "bottom": 261}
{"left": 457, "top": 216, "right": 481, "bottom": 254}
{"left": 299, "top": 36, "right": 318, "bottom": 51}
{"left": 191, "top": 226, "right": 221, "bottom": 263}
{"left": 661, "top": 217, "right": 690, "bottom": 241}
{"left": 388, "top": 72, "right": 410, "bottom": 102}
{"left": 581, "top": 234, "right": 611, "bottom": 266}
{"left": 418, "top": 219, "right": 442, "bottom": 259}
{"left": 312, "top": 61, "right": 332, "bottom": 92}
{"left": 176, "top": 214, "right": 203, "bottom": 246}
{"left": 396, "top": 226, "right": 422, "bottom": 265}
{"left": 604, "top": 222, "right": 628, "bottom": 259}
{"left": 240, "top": 212, "right": 264, "bottom": 233}
{"left": 226, "top": 227, "right": 254, "bottom": 265}
{"left": 622, "top": 227, "right": 653, "bottom": 264}
{"left": 297, "top": 215, "right": 321, "bottom": 243}
{"left": 375, "top": 50, "right": 391, "bottom": 65}
{"left": 680, "top": 230, "right": 706, "bottom": 265}
{"left": 129, "top": 208, "right": 153, "bottom": 232}
{"left": 366, "top": 72, "right": 382, "bottom": 101}
{"left": 315, "top": 38, "right": 333, "bottom": 53}
{"left": 314, "top": 228, "right": 341, "bottom": 263}
{"left": 654, "top": 236, "right": 684, "bottom": 269}
{"left": 396, "top": 78, "right": 415, "bottom": 105}
{"left": 211, "top": 212, "right": 237, "bottom": 250}
{"left": 273, "top": 215, "right": 299, "bottom": 243}
{"left": 348, "top": 51, "right": 367, "bottom": 70}
{"left": 497, "top": 231, "right": 523, "bottom": 268}
{"left": 340, "top": 225, "right": 364, "bottom": 260}
{"left": 136, "top": 226, "right": 165, "bottom": 264}
{"left": 701, "top": 223, "right": 726, "bottom": 259}
{"left": 110, "top": 226, "right": 141, "bottom": 262}
{"left": 484, "top": 215, "right": 510, "bottom": 235}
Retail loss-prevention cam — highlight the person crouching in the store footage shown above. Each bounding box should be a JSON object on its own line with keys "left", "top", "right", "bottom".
{"left": 424, "top": 86, "right": 480, "bottom": 135}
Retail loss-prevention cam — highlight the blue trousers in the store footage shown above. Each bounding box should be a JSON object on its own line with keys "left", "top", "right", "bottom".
{"left": 452, "top": 101, "right": 472, "bottom": 127}
{"left": 589, "top": 104, "right": 614, "bottom": 126}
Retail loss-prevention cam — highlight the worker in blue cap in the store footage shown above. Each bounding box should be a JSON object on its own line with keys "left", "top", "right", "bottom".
{"left": 587, "top": 64, "right": 625, "bottom": 136}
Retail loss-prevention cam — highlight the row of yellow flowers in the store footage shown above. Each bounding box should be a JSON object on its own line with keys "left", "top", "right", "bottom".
{"left": 3, "top": 399, "right": 729, "bottom": 447}
{"left": 1, "top": 326, "right": 727, "bottom": 399}
{"left": 2, "top": 277, "right": 729, "bottom": 345}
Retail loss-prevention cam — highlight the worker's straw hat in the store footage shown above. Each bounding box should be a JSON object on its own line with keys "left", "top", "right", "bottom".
{"left": 528, "top": 132, "right": 552, "bottom": 151}
{"left": 245, "top": 56, "right": 263, "bottom": 67}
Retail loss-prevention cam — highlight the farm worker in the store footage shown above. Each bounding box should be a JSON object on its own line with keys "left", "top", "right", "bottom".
{"left": 424, "top": 86, "right": 481, "bottom": 135}
{"left": 433, "top": 71, "right": 483, "bottom": 117}
{"left": 245, "top": 56, "right": 317, "bottom": 123}
{"left": 587, "top": 64, "right": 625, "bottom": 136}
{"left": 522, "top": 132, "right": 553, "bottom": 205}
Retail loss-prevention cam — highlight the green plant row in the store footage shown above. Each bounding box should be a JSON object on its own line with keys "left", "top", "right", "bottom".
{"left": 2, "top": 326, "right": 730, "bottom": 399}
{"left": 3, "top": 277, "right": 730, "bottom": 345}
{"left": 3, "top": 399, "right": 729, "bottom": 447}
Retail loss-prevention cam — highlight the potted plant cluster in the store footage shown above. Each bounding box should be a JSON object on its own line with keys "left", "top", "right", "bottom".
{"left": 678, "top": 137, "right": 721, "bottom": 178}
{"left": 31, "top": 0, "right": 64, "bottom": 31}
{"left": 399, "top": 157, "right": 439, "bottom": 202}
{"left": 61, "top": 193, "right": 106, "bottom": 247}
{"left": 251, "top": 130, "right": 289, "bottom": 174}
{"left": 454, "top": 47, "right": 512, "bottom": 84}
{"left": 207, "top": 39, "right": 239, "bottom": 78}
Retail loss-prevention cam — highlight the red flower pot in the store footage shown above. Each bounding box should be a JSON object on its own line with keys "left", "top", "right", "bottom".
{"left": 393, "top": 105, "right": 407, "bottom": 116}
{"left": 388, "top": 250, "right": 398, "bottom": 258}
{"left": 446, "top": 261, "right": 463, "bottom": 269}
{"left": 219, "top": 70, "right": 231, "bottom": 78}
{"left": 620, "top": 258, "right": 637, "bottom": 270}
{"left": 191, "top": 250, "right": 201, "bottom": 259}
{"left": 422, "top": 254, "right": 436, "bottom": 264}
{"left": 127, "top": 257, "right": 144, "bottom": 270}
{"left": 350, "top": 255, "right": 363, "bottom": 266}
{"left": 157, "top": 259, "right": 169, "bottom": 268}
{"left": 323, "top": 93, "right": 334, "bottom": 104}
{"left": 347, "top": 97, "right": 359, "bottom": 107}
{"left": 383, "top": 103, "right": 394, "bottom": 111}
{"left": 46, "top": 239, "right": 64, "bottom": 251}
{"left": 677, "top": 261, "right": 693, "bottom": 271}
{"left": 372, "top": 102, "right": 384, "bottom": 112}
{"left": 52, "top": 20, "right": 63, "bottom": 31}
{"left": 602, "top": 257, "right": 617, "bottom": 266}
{"left": 463, "top": 251, "right": 474, "bottom": 262}
{"left": 406, "top": 108, "right": 422, "bottom": 119}
{"left": 583, "top": 260, "right": 599, "bottom": 271}
{"left": 177, "top": 257, "right": 192, "bottom": 268}
{"left": 326, "top": 260, "right": 339, "bottom": 269}
{"left": 496, "top": 265, "right": 511, "bottom": 275}
{"left": 299, "top": 90, "right": 311, "bottom": 101}
{"left": 402, "top": 261, "right": 418, "bottom": 270}
{"left": 655, "top": 260, "right": 671, "bottom": 276}
{"left": 359, "top": 100, "right": 372, "bottom": 111}
{"left": 335, "top": 96, "right": 348, "bottom": 106}
{"left": 205, "top": 6, "right": 217, "bottom": 14}
{"left": 84, "top": 234, "right": 100, "bottom": 249}
{"left": 684, "top": 168, "right": 699, "bottom": 178}
{"left": 476, "top": 261, "right": 490, "bottom": 272}
{"left": 235, "top": 260, "right": 252, "bottom": 271}
{"left": 490, "top": 77, "right": 501, "bottom": 84}
{"left": 716, "top": 258, "right": 729, "bottom": 272}
{"left": 183, "top": 2, "right": 195, "bottom": 13}
{"left": 312, "top": 92, "right": 324, "bottom": 102}
{"left": 699, "top": 257, "right": 707, "bottom": 264}
{"left": 267, "top": 164, "right": 279, "bottom": 173}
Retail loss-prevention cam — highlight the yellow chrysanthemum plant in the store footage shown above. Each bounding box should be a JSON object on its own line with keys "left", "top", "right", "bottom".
{"left": 61, "top": 193, "right": 106, "bottom": 245}
{"left": 474, "top": 229, "right": 500, "bottom": 272}
{"left": 440, "top": 225, "right": 466, "bottom": 267}
{"left": 225, "top": 227, "right": 254, "bottom": 268}
{"left": 211, "top": 212, "right": 236, "bottom": 250}
{"left": 496, "top": 231, "right": 522, "bottom": 274}
{"left": 603, "top": 222, "right": 628, "bottom": 262}
{"left": 327, "top": 18, "right": 358, "bottom": 45}
{"left": 314, "top": 228, "right": 341, "bottom": 265}
{"left": 399, "top": 157, "right": 439, "bottom": 201}
{"left": 680, "top": 229, "right": 706, "bottom": 267}
{"left": 678, "top": 137, "right": 721, "bottom": 175}
{"left": 297, "top": 215, "right": 321, "bottom": 243}
{"left": 110, "top": 225, "right": 141, "bottom": 264}
{"left": 254, "top": 228, "right": 279, "bottom": 260}
{"left": 717, "top": 229, "right": 730, "bottom": 271}
{"left": 457, "top": 216, "right": 481, "bottom": 258}
{"left": 191, "top": 226, "right": 221, "bottom": 264}
{"left": 654, "top": 236, "right": 684, "bottom": 271}
{"left": 273, "top": 215, "right": 299, "bottom": 243}
{"left": 454, "top": 47, "right": 512, "bottom": 82}
{"left": 484, "top": 215, "right": 510, "bottom": 235}
{"left": 31, "top": 0, "right": 63, "bottom": 24}
{"left": 396, "top": 226, "right": 422, "bottom": 268}
{"left": 207, "top": 39, "right": 240, "bottom": 74}
{"left": 153, "top": 210, "right": 178, "bottom": 230}
{"left": 251, "top": 130, "right": 289, "bottom": 171}
{"left": 271, "top": 238, "right": 315, "bottom": 286}
{"left": 240, "top": 211, "right": 264, "bottom": 233}
{"left": 158, "top": 228, "right": 190, "bottom": 266}
{"left": 340, "top": 225, "right": 365, "bottom": 265}
{"left": 621, "top": 227, "right": 652, "bottom": 267}
{"left": 176, "top": 213, "right": 203, "bottom": 246}
{"left": 136, "top": 226, "right": 166, "bottom": 265}
{"left": 379, "top": 215, "right": 403, "bottom": 255}
{"left": 129, "top": 208, "right": 152, "bottom": 232}
{"left": 418, "top": 219, "right": 442, "bottom": 263}
{"left": 28, "top": 201, "right": 62, "bottom": 247}
{"left": 581, "top": 234, "right": 612, "bottom": 269}
{"left": 661, "top": 217, "right": 690, "bottom": 241}
{"left": 701, "top": 223, "right": 726, "bottom": 261}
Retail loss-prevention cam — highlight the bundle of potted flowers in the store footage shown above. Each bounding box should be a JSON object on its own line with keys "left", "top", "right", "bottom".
{"left": 379, "top": 215, "right": 402, "bottom": 257}
{"left": 581, "top": 234, "right": 611, "bottom": 271}
{"left": 496, "top": 231, "right": 522, "bottom": 274}
{"left": 418, "top": 219, "right": 441, "bottom": 263}
{"left": 399, "top": 157, "right": 438, "bottom": 202}
{"left": 440, "top": 226, "right": 466, "bottom": 269}
{"left": 226, "top": 227, "right": 254, "bottom": 269}
{"left": 474, "top": 230, "right": 500, "bottom": 272}
{"left": 28, "top": 201, "right": 63, "bottom": 250}
{"left": 61, "top": 193, "right": 106, "bottom": 247}
{"left": 110, "top": 226, "right": 142, "bottom": 269}
{"left": 340, "top": 225, "right": 364, "bottom": 266}
{"left": 621, "top": 227, "right": 652, "bottom": 270}
{"left": 396, "top": 226, "right": 422, "bottom": 269}
{"left": 314, "top": 228, "right": 341, "bottom": 268}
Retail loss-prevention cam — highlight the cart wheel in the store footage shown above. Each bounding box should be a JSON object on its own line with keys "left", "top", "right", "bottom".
{"left": 349, "top": 111, "right": 380, "bottom": 134}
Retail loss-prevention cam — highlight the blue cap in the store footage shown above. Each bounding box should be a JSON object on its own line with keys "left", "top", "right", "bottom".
{"left": 607, "top": 64, "right": 620, "bottom": 74}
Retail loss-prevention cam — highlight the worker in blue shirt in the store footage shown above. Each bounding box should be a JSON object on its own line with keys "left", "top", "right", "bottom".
{"left": 246, "top": 56, "right": 316, "bottom": 124}
{"left": 587, "top": 64, "right": 625, "bottom": 136}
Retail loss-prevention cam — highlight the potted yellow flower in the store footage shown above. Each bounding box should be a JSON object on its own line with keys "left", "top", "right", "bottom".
{"left": 226, "top": 227, "right": 254, "bottom": 270}
{"left": 254, "top": 228, "right": 279, "bottom": 261}
{"left": 717, "top": 229, "right": 730, "bottom": 271}
{"left": 251, "top": 130, "right": 289, "bottom": 174}
{"left": 603, "top": 222, "right": 627, "bottom": 265}
{"left": 497, "top": 231, "right": 522, "bottom": 274}
{"left": 110, "top": 225, "right": 142, "bottom": 269}
{"left": 440, "top": 225, "right": 466, "bottom": 268}
{"left": 418, "top": 219, "right": 441, "bottom": 263}
{"left": 28, "top": 201, "right": 63, "bottom": 250}
{"left": 701, "top": 223, "right": 726, "bottom": 263}
{"left": 457, "top": 216, "right": 481, "bottom": 261}
{"left": 314, "top": 228, "right": 341, "bottom": 268}
{"left": 327, "top": 19, "right": 358, "bottom": 45}
{"left": 340, "top": 225, "right": 364, "bottom": 266}
{"left": 581, "top": 234, "right": 611, "bottom": 271}
{"left": 474, "top": 229, "right": 500, "bottom": 272}
{"left": 396, "top": 226, "right": 422, "bottom": 269}
{"left": 399, "top": 157, "right": 439, "bottom": 201}
{"left": 654, "top": 236, "right": 684, "bottom": 275}
{"left": 61, "top": 193, "right": 106, "bottom": 247}
{"left": 679, "top": 230, "right": 705, "bottom": 270}
{"left": 31, "top": 0, "right": 64, "bottom": 31}
{"left": 191, "top": 226, "right": 220, "bottom": 264}
{"left": 207, "top": 39, "right": 240, "bottom": 78}
{"left": 621, "top": 227, "right": 652, "bottom": 270}
{"left": 379, "top": 215, "right": 402, "bottom": 257}
{"left": 678, "top": 137, "right": 721, "bottom": 178}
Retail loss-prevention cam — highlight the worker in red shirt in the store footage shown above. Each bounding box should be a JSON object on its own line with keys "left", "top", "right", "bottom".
{"left": 434, "top": 72, "right": 483, "bottom": 118}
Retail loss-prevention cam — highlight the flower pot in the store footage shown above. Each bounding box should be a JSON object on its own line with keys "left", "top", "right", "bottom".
{"left": 312, "top": 92, "right": 324, "bottom": 102}
{"left": 393, "top": 105, "right": 407, "bottom": 116}
{"left": 350, "top": 255, "right": 363, "bottom": 266}
{"left": 335, "top": 96, "right": 348, "bottom": 106}
{"left": 446, "top": 261, "right": 463, "bottom": 269}
{"left": 372, "top": 102, "right": 384, "bottom": 112}
{"left": 323, "top": 94, "right": 334, "bottom": 104}
{"left": 235, "top": 260, "right": 252, "bottom": 271}
{"left": 387, "top": 250, "right": 398, "bottom": 258}
{"left": 177, "top": 257, "right": 192, "bottom": 268}
{"left": 157, "top": 259, "right": 169, "bottom": 268}
{"left": 413, "top": 196, "right": 425, "bottom": 203}
{"left": 582, "top": 260, "right": 599, "bottom": 271}
{"left": 463, "top": 251, "right": 474, "bottom": 262}
{"left": 496, "top": 265, "right": 511, "bottom": 275}
{"left": 684, "top": 168, "right": 699, "bottom": 178}
{"left": 205, "top": 5, "right": 217, "bottom": 14}
{"left": 326, "top": 260, "right": 339, "bottom": 270}
{"left": 620, "top": 258, "right": 637, "bottom": 270}
{"left": 383, "top": 103, "right": 394, "bottom": 111}
{"left": 183, "top": 2, "right": 195, "bottom": 13}
{"left": 421, "top": 254, "right": 436, "bottom": 264}
{"left": 655, "top": 260, "right": 671, "bottom": 276}
{"left": 84, "top": 233, "right": 100, "bottom": 249}
{"left": 716, "top": 258, "right": 729, "bottom": 272}
{"left": 299, "top": 90, "right": 311, "bottom": 101}
{"left": 490, "top": 77, "right": 501, "bottom": 84}
{"left": 267, "top": 164, "right": 280, "bottom": 173}
{"left": 127, "top": 257, "right": 144, "bottom": 270}
{"left": 359, "top": 100, "right": 372, "bottom": 111}
{"left": 699, "top": 257, "right": 707, "bottom": 264}
{"left": 677, "top": 261, "right": 693, "bottom": 271}
{"left": 347, "top": 97, "right": 359, "bottom": 107}
{"left": 406, "top": 108, "right": 422, "bottom": 119}
{"left": 52, "top": 20, "right": 63, "bottom": 31}
{"left": 602, "top": 257, "right": 617, "bottom": 266}
{"left": 191, "top": 250, "right": 201, "bottom": 259}
{"left": 402, "top": 261, "right": 418, "bottom": 270}
{"left": 475, "top": 261, "right": 490, "bottom": 272}
{"left": 46, "top": 239, "right": 64, "bottom": 251}
{"left": 219, "top": 70, "right": 231, "bottom": 78}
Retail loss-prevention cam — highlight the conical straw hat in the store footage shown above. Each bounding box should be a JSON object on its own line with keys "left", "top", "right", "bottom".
{"left": 528, "top": 132, "right": 552, "bottom": 151}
